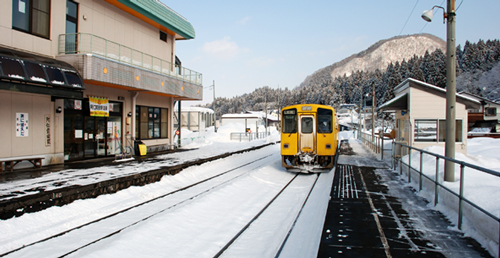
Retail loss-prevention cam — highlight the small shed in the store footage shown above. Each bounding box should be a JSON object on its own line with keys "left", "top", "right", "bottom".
{"left": 221, "top": 114, "right": 264, "bottom": 128}
{"left": 378, "top": 78, "right": 480, "bottom": 154}
{"left": 174, "top": 106, "right": 214, "bottom": 132}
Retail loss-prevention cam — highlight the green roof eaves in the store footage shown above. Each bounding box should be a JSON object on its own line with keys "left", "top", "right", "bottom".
{"left": 118, "top": 0, "right": 195, "bottom": 39}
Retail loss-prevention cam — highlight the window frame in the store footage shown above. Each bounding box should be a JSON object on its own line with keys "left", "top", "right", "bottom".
{"left": 414, "top": 119, "right": 438, "bottom": 142}
{"left": 136, "top": 105, "right": 169, "bottom": 140}
{"left": 12, "top": 0, "right": 51, "bottom": 39}
{"left": 414, "top": 118, "right": 463, "bottom": 143}
{"left": 282, "top": 108, "right": 297, "bottom": 134}
{"left": 485, "top": 107, "right": 497, "bottom": 117}
{"left": 317, "top": 108, "right": 333, "bottom": 134}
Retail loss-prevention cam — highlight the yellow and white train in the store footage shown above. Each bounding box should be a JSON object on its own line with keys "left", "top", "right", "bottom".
{"left": 280, "top": 104, "right": 339, "bottom": 172}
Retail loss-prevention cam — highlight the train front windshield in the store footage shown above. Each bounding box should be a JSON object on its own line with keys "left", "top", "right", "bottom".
{"left": 317, "top": 108, "right": 333, "bottom": 133}
{"left": 282, "top": 109, "right": 297, "bottom": 133}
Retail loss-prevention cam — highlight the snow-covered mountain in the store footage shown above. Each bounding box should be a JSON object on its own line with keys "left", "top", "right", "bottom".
{"left": 301, "top": 34, "right": 446, "bottom": 87}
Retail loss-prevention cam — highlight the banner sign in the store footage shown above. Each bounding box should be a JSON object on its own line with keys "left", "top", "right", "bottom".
{"left": 16, "top": 113, "right": 29, "bottom": 137}
{"left": 89, "top": 96, "right": 109, "bottom": 117}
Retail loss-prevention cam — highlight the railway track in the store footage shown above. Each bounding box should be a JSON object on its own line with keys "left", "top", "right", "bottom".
{"left": 1, "top": 146, "right": 327, "bottom": 258}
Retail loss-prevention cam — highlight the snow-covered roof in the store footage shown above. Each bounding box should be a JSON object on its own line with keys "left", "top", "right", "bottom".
{"left": 386, "top": 78, "right": 480, "bottom": 110}
{"left": 221, "top": 114, "right": 262, "bottom": 119}
{"left": 175, "top": 106, "right": 214, "bottom": 114}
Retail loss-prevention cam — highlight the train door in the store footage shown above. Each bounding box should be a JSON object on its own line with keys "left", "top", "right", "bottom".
{"left": 299, "top": 115, "right": 315, "bottom": 152}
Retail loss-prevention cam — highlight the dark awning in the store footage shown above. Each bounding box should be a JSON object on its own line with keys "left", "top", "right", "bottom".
{"left": 0, "top": 47, "right": 85, "bottom": 98}
{"left": 378, "top": 93, "right": 408, "bottom": 111}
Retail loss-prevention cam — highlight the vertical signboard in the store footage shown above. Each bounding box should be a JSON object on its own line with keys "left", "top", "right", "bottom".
{"left": 45, "top": 115, "right": 51, "bottom": 146}
{"left": 16, "top": 113, "right": 29, "bottom": 137}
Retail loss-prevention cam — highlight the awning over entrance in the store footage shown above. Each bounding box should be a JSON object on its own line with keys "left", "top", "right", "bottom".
{"left": 378, "top": 93, "right": 408, "bottom": 111}
{"left": 0, "top": 47, "right": 84, "bottom": 99}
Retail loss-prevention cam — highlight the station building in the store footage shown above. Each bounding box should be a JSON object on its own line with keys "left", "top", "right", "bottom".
{"left": 0, "top": 0, "right": 202, "bottom": 168}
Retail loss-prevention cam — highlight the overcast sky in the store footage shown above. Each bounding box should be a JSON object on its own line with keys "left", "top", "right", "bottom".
{"left": 162, "top": 0, "right": 500, "bottom": 106}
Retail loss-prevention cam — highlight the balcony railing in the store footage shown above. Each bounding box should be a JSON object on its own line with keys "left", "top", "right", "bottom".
{"left": 58, "top": 33, "right": 202, "bottom": 85}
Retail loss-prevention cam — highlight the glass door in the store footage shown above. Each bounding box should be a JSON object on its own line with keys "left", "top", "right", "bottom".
{"left": 84, "top": 117, "right": 96, "bottom": 158}
{"left": 96, "top": 117, "right": 107, "bottom": 156}
{"left": 84, "top": 117, "right": 108, "bottom": 158}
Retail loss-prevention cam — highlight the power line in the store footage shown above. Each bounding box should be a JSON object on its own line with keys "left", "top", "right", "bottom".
{"left": 399, "top": 0, "right": 420, "bottom": 35}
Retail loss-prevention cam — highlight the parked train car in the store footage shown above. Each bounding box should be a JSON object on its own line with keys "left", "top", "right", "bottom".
{"left": 281, "top": 104, "right": 339, "bottom": 172}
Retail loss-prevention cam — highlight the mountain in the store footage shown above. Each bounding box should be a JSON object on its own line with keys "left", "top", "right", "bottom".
{"left": 202, "top": 37, "right": 500, "bottom": 119}
{"left": 301, "top": 34, "right": 446, "bottom": 88}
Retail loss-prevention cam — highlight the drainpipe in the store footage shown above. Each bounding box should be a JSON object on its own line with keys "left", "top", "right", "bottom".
{"left": 131, "top": 92, "right": 139, "bottom": 141}
{"left": 178, "top": 100, "right": 181, "bottom": 147}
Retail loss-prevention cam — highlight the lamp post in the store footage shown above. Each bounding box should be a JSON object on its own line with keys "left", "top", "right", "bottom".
{"left": 422, "top": 0, "right": 456, "bottom": 182}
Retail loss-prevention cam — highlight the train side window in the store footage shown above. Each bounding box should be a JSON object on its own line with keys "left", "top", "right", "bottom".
{"left": 282, "top": 109, "right": 297, "bottom": 133}
{"left": 317, "top": 108, "right": 333, "bottom": 133}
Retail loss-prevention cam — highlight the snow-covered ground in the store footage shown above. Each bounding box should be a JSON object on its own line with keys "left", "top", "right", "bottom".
{"left": 1, "top": 122, "right": 499, "bottom": 257}
{"left": 0, "top": 124, "right": 333, "bottom": 257}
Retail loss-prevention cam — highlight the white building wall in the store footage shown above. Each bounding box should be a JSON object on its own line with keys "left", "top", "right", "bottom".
{"left": 0, "top": 1, "right": 174, "bottom": 64}
{"left": 0, "top": 90, "right": 59, "bottom": 165}
{"left": 408, "top": 86, "right": 468, "bottom": 154}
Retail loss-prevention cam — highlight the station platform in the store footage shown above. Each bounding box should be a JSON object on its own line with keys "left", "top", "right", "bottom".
{"left": 318, "top": 139, "right": 492, "bottom": 257}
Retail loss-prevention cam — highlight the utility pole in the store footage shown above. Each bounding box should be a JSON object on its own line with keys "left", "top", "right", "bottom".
{"left": 371, "top": 82, "right": 375, "bottom": 143}
{"left": 421, "top": 0, "right": 456, "bottom": 182}
{"left": 211, "top": 80, "right": 216, "bottom": 132}
{"left": 359, "top": 95, "right": 362, "bottom": 138}
{"left": 444, "top": 0, "right": 457, "bottom": 182}
{"left": 265, "top": 90, "right": 268, "bottom": 136}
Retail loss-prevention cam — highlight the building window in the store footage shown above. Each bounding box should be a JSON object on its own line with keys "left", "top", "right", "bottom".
{"left": 12, "top": 0, "right": 51, "bottom": 39}
{"left": 136, "top": 106, "right": 168, "bottom": 140}
{"left": 414, "top": 119, "right": 463, "bottom": 142}
{"left": 65, "top": 0, "right": 78, "bottom": 53}
{"left": 438, "top": 119, "right": 463, "bottom": 142}
{"left": 485, "top": 107, "right": 497, "bottom": 117}
{"left": 414, "top": 120, "right": 437, "bottom": 142}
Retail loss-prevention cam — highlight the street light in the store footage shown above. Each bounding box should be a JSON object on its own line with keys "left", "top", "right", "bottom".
{"left": 422, "top": 0, "right": 456, "bottom": 182}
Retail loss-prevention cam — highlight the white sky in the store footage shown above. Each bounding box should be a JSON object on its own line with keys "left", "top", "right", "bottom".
{"left": 162, "top": 0, "right": 500, "bottom": 105}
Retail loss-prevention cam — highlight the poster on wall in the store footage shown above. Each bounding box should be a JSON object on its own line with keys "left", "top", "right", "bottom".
{"left": 45, "top": 115, "right": 51, "bottom": 146}
{"left": 74, "top": 100, "right": 82, "bottom": 110}
{"left": 89, "top": 96, "right": 109, "bottom": 117}
{"left": 16, "top": 113, "right": 29, "bottom": 137}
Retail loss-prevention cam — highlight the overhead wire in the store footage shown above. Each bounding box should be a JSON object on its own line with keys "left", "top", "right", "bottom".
{"left": 399, "top": 0, "right": 420, "bottom": 35}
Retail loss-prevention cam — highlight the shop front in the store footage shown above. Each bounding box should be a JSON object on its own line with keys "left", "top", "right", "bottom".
{"left": 64, "top": 97, "right": 123, "bottom": 160}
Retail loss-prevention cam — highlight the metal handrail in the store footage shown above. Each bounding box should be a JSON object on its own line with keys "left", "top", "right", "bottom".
{"left": 358, "top": 131, "right": 393, "bottom": 160}
{"left": 392, "top": 141, "right": 500, "bottom": 257}
{"left": 230, "top": 132, "right": 270, "bottom": 142}
{"left": 57, "top": 33, "right": 202, "bottom": 85}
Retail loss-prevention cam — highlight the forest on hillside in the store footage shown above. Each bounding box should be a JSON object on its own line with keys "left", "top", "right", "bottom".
{"left": 201, "top": 39, "right": 500, "bottom": 119}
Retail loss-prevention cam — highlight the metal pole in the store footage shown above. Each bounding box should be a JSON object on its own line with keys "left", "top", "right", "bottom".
{"left": 444, "top": 0, "right": 456, "bottom": 182}
{"left": 177, "top": 100, "right": 181, "bottom": 147}
{"left": 265, "top": 91, "right": 268, "bottom": 136}
{"left": 372, "top": 82, "right": 375, "bottom": 143}
{"left": 359, "top": 95, "right": 362, "bottom": 138}
{"left": 212, "top": 80, "right": 217, "bottom": 132}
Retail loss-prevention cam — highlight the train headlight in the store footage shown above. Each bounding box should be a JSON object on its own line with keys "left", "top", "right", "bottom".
{"left": 284, "top": 144, "right": 289, "bottom": 149}
{"left": 326, "top": 144, "right": 331, "bottom": 149}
